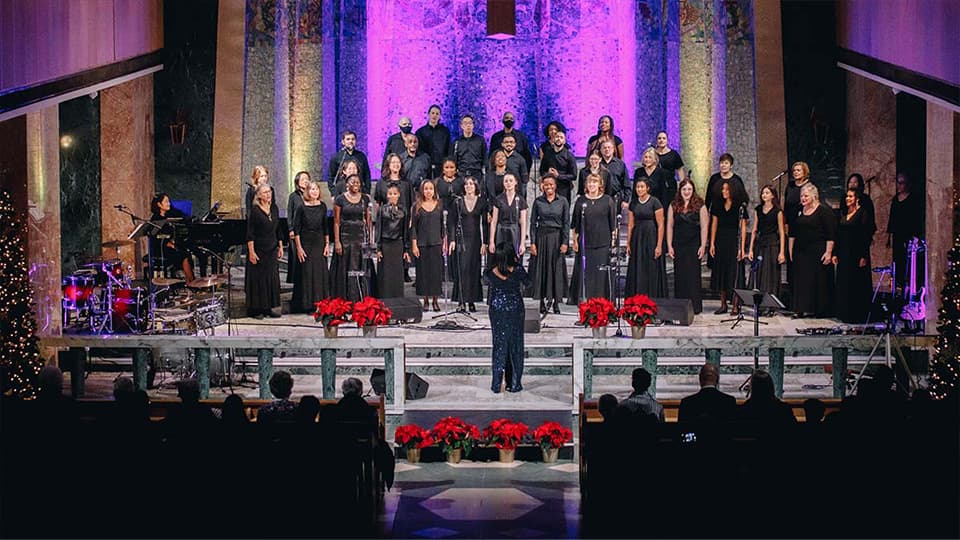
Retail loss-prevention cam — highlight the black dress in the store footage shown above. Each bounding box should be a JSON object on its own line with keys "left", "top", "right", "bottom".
{"left": 411, "top": 203, "right": 445, "bottom": 297}
{"left": 376, "top": 204, "right": 409, "bottom": 299}
{"left": 331, "top": 194, "right": 373, "bottom": 301}
{"left": 634, "top": 166, "right": 673, "bottom": 208}
{"left": 450, "top": 197, "right": 487, "bottom": 303}
{"left": 672, "top": 206, "right": 704, "bottom": 313}
{"left": 835, "top": 207, "right": 873, "bottom": 323}
{"left": 752, "top": 205, "right": 782, "bottom": 296}
{"left": 625, "top": 196, "right": 666, "bottom": 297}
{"left": 711, "top": 203, "right": 744, "bottom": 294}
{"left": 492, "top": 193, "right": 527, "bottom": 253}
{"left": 149, "top": 208, "right": 190, "bottom": 273}
{"left": 286, "top": 191, "right": 304, "bottom": 284}
{"left": 655, "top": 149, "right": 684, "bottom": 204}
{"left": 245, "top": 204, "right": 283, "bottom": 316}
{"left": 704, "top": 173, "right": 746, "bottom": 214}
{"left": 529, "top": 195, "right": 570, "bottom": 302}
{"left": 291, "top": 203, "right": 330, "bottom": 312}
{"left": 568, "top": 195, "right": 616, "bottom": 304}
{"left": 484, "top": 266, "right": 531, "bottom": 392}
{"left": 484, "top": 169, "right": 507, "bottom": 202}
{"left": 789, "top": 204, "right": 837, "bottom": 316}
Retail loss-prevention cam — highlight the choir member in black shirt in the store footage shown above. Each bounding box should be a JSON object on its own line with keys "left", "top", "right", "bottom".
{"left": 577, "top": 150, "right": 611, "bottom": 197}
{"left": 374, "top": 153, "right": 413, "bottom": 212}
{"left": 245, "top": 165, "right": 277, "bottom": 218}
{"left": 654, "top": 131, "right": 685, "bottom": 203}
{"left": 489, "top": 112, "right": 533, "bottom": 172}
{"left": 332, "top": 175, "right": 373, "bottom": 302}
{"left": 246, "top": 184, "right": 284, "bottom": 319}
{"left": 449, "top": 176, "right": 487, "bottom": 312}
{"left": 150, "top": 193, "right": 195, "bottom": 283}
{"left": 485, "top": 150, "right": 509, "bottom": 201}
{"left": 331, "top": 158, "right": 361, "bottom": 198}
{"left": 709, "top": 181, "right": 748, "bottom": 315}
{"left": 285, "top": 171, "right": 311, "bottom": 285}
{"left": 586, "top": 115, "right": 624, "bottom": 159}
{"left": 788, "top": 183, "right": 835, "bottom": 318}
{"left": 667, "top": 180, "right": 710, "bottom": 314}
{"left": 529, "top": 173, "right": 570, "bottom": 314}
{"left": 568, "top": 174, "right": 617, "bottom": 304}
{"left": 411, "top": 180, "right": 445, "bottom": 311}
{"left": 375, "top": 184, "right": 410, "bottom": 299}
{"left": 783, "top": 161, "right": 813, "bottom": 291}
{"left": 846, "top": 173, "right": 876, "bottom": 235}
{"left": 489, "top": 173, "right": 528, "bottom": 257}
{"left": 704, "top": 153, "right": 746, "bottom": 213}
{"left": 291, "top": 181, "right": 331, "bottom": 312}
{"left": 887, "top": 172, "right": 923, "bottom": 288}
{"left": 383, "top": 116, "right": 415, "bottom": 161}
{"left": 746, "top": 185, "right": 786, "bottom": 312}
{"left": 327, "top": 130, "right": 371, "bottom": 194}
{"left": 633, "top": 147, "right": 672, "bottom": 208}
{"left": 453, "top": 114, "right": 486, "bottom": 179}
{"left": 538, "top": 121, "right": 568, "bottom": 161}
{"left": 402, "top": 134, "right": 432, "bottom": 191}
{"left": 540, "top": 129, "right": 578, "bottom": 203}
{"left": 415, "top": 105, "right": 452, "bottom": 179}
{"left": 834, "top": 188, "right": 873, "bottom": 323}
{"left": 625, "top": 178, "right": 666, "bottom": 297}
{"left": 435, "top": 158, "right": 465, "bottom": 210}
{"left": 599, "top": 140, "right": 629, "bottom": 209}
{"left": 501, "top": 133, "right": 530, "bottom": 192}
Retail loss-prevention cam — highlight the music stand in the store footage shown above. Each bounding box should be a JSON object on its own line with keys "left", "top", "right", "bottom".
{"left": 129, "top": 220, "right": 170, "bottom": 334}
{"left": 732, "top": 288, "right": 786, "bottom": 393}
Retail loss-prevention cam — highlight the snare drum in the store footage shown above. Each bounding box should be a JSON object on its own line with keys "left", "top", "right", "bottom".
{"left": 193, "top": 296, "right": 227, "bottom": 331}
{"left": 155, "top": 308, "right": 197, "bottom": 335}
{"left": 101, "top": 258, "right": 126, "bottom": 285}
{"left": 111, "top": 287, "right": 147, "bottom": 332}
{"left": 62, "top": 274, "right": 96, "bottom": 311}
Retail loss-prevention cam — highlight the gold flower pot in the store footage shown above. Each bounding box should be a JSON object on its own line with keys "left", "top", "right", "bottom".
{"left": 405, "top": 447, "right": 420, "bottom": 463}
{"left": 542, "top": 447, "right": 559, "bottom": 463}
{"left": 631, "top": 325, "right": 646, "bottom": 339}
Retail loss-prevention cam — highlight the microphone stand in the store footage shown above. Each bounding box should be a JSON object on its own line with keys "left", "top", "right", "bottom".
{"left": 579, "top": 202, "right": 587, "bottom": 305}
{"left": 772, "top": 170, "right": 788, "bottom": 205}
{"left": 193, "top": 246, "right": 250, "bottom": 390}
{"left": 432, "top": 207, "right": 473, "bottom": 326}
{"left": 613, "top": 211, "right": 624, "bottom": 336}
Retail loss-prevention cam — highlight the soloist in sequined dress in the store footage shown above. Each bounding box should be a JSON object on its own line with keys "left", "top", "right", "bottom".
{"left": 484, "top": 266, "right": 531, "bottom": 392}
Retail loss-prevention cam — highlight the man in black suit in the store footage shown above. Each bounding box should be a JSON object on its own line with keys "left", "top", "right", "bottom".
{"left": 678, "top": 363, "right": 737, "bottom": 424}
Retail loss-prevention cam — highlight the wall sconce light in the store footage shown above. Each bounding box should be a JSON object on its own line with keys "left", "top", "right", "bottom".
{"left": 168, "top": 108, "right": 188, "bottom": 146}
{"left": 487, "top": 0, "right": 515, "bottom": 40}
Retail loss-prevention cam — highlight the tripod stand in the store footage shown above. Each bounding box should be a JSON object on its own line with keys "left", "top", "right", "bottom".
{"left": 736, "top": 289, "right": 786, "bottom": 393}
{"left": 723, "top": 256, "right": 765, "bottom": 330}
{"left": 600, "top": 213, "right": 625, "bottom": 336}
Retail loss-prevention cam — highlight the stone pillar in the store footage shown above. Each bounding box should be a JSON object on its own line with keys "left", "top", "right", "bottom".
{"left": 831, "top": 347, "right": 848, "bottom": 399}
{"left": 100, "top": 76, "right": 155, "bottom": 273}
{"left": 321, "top": 348, "right": 336, "bottom": 399}
{"left": 257, "top": 348, "right": 274, "bottom": 399}
{"left": 211, "top": 0, "right": 247, "bottom": 214}
{"left": 724, "top": 0, "right": 759, "bottom": 204}
{"left": 26, "top": 106, "right": 62, "bottom": 341}
{"left": 289, "top": 1, "right": 324, "bottom": 191}
{"left": 752, "top": 0, "right": 789, "bottom": 190}
{"left": 925, "top": 104, "right": 959, "bottom": 326}
{"left": 642, "top": 350, "right": 658, "bottom": 398}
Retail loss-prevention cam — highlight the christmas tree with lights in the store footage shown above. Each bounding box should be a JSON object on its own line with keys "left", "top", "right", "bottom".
{"left": 0, "top": 190, "right": 43, "bottom": 398}
{"left": 929, "top": 234, "right": 960, "bottom": 400}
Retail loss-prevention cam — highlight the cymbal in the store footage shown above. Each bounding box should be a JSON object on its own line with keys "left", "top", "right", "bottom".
{"left": 152, "top": 277, "right": 185, "bottom": 287}
{"left": 102, "top": 239, "right": 134, "bottom": 248}
{"left": 187, "top": 275, "right": 226, "bottom": 288}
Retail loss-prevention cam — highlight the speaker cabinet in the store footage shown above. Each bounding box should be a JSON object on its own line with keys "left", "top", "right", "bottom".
{"left": 370, "top": 369, "right": 429, "bottom": 400}
{"left": 651, "top": 297, "right": 694, "bottom": 326}
{"left": 382, "top": 297, "right": 423, "bottom": 324}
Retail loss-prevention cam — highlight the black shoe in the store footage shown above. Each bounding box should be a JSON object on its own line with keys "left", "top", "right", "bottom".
{"left": 403, "top": 271, "right": 412, "bottom": 283}
{"left": 432, "top": 300, "right": 441, "bottom": 311}
{"left": 792, "top": 312, "right": 806, "bottom": 319}
{"left": 713, "top": 306, "right": 728, "bottom": 315}
{"left": 268, "top": 311, "right": 281, "bottom": 318}
{"left": 252, "top": 313, "right": 265, "bottom": 320}
{"left": 491, "top": 387, "right": 501, "bottom": 394}
{"left": 552, "top": 301, "right": 561, "bottom": 314}
{"left": 539, "top": 301, "right": 547, "bottom": 314}
{"left": 457, "top": 303, "right": 466, "bottom": 311}
{"left": 506, "top": 386, "right": 522, "bottom": 393}
{"left": 468, "top": 303, "right": 477, "bottom": 312}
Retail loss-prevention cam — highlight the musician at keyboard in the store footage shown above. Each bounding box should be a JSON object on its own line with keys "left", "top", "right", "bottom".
{"left": 151, "top": 193, "right": 196, "bottom": 282}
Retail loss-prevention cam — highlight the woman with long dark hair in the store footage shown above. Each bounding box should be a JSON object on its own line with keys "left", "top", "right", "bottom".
{"left": 488, "top": 173, "right": 528, "bottom": 257}
{"left": 331, "top": 175, "right": 373, "bottom": 301}
{"left": 746, "top": 185, "right": 786, "bottom": 314}
{"left": 586, "top": 115, "right": 624, "bottom": 159}
{"left": 654, "top": 131, "right": 685, "bottom": 203}
{"left": 709, "top": 181, "right": 747, "bottom": 315}
{"left": 568, "top": 173, "right": 617, "bottom": 304}
{"left": 833, "top": 188, "right": 873, "bottom": 323}
{"left": 846, "top": 173, "right": 876, "bottom": 234}
{"left": 529, "top": 173, "right": 569, "bottom": 314}
{"left": 484, "top": 245, "right": 530, "bottom": 393}
{"left": 246, "top": 184, "right": 284, "bottom": 318}
{"left": 411, "top": 180, "right": 445, "bottom": 311}
{"left": 484, "top": 149, "right": 509, "bottom": 201}
{"left": 286, "top": 171, "right": 311, "bottom": 285}
{"left": 666, "top": 179, "right": 709, "bottom": 314}
{"left": 150, "top": 193, "right": 195, "bottom": 283}
{"left": 291, "top": 181, "right": 331, "bottom": 311}
{"left": 788, "top": 183, "right": 836, "bottom": 318}
{"left": 449, "top": 176, "right": 487, "bottom": 312}
{"left": 375, "top": 184, "right": 410, "bottom": 299}
{"left": 625, "top": 178, "right": 665, "bottom": 297}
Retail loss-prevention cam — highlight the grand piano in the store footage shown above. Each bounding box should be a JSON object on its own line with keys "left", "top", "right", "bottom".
{"left": 173, "top": 214, "right": 288, "bottom": 275}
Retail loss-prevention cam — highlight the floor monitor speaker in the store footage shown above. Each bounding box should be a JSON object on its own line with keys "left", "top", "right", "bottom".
{"left": 651, "top": 297, "right": 695, "bottom": 326}
{"left": 382, "top": 297, "right": 423, "bottom": 324}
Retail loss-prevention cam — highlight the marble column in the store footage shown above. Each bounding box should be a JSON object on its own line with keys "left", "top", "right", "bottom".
{"left": 289, "top": 0, "right": 324, "bottom": 192}
{"left": 724, "top": 0, "right": 759, "bottom": 204}
{"left": 844, "top": 73, "right": 897, "bottom": 287}
{"left": 752, "top": 0, "right": 788, "bottom": 189}
{"left": 210, "top": 0, "right": 247, "bottom": 214}
{"left": 925, "top": 104, "right": 959, "bottom": 326}
{"left": 26, "top": 106, "right": 62, "bottom": 342}
{"left": 100, "top": 76, "right": 155, "bottom": 273}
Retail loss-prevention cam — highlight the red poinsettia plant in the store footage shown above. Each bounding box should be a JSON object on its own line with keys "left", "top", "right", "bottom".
{"left": 578, "top": 297, "right": 618, "bottom": 328}
{"left": 313, "top": 297, "right": 353, "bottom": 327}
{"left": 531, "top": 421, "right": 574, "bottom": 450}
{"left": 430, "top": 416, "right": 481, "bottom": 457}
{"left": 352, "top": 296, "right": 392, "bottom": 327}
{"left": 483, "top": 418, "right": 529, "bottom": 450}
{"left": 619, "top": 294, "right": 658, "bottom": 327}
{"left": 394, "top": 424, "right": 432, "bottom": 451}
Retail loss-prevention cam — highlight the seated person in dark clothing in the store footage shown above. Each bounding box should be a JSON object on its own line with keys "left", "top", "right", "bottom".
{"left": 330, "top": 377, "right": 377, "bottom": 424}
{"left": 598, "top": 393, "right": 619, "bottom": 422}
{"left": 619, "top": 367, "right": 665, "bottom": 422}
{"left": 737, "top": 370, "right": 797, "bottom": 427}
{"left": 257, "top": 370, "right": 297, "bottom": 425}
{"left": 678, "top": 363, "right": 736, "bottom": 424}
{"left": 296, "top": 394, "right": 321, "bottom": 425}
{"left": 164, "top": 379, "right": 216, "bottom": 438}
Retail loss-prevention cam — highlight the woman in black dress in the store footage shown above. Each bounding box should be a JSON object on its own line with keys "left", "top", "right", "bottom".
{"left": 788, "top": 183, "right": 836, "bottom": 318}
{"left": 449, "top": 176, "right": 486, "bottom": 311}
{"left": 286, "top": 171, "right": 310, "bottom": 285}
{"left": 291, "top": 181, "right": 331, "bottom": 312}
{"left": 833, "top": 189, "right": 873, "bottom": 323}
{"left": 709, "top": 181, "right": 747, "bottom": 315}
{"left": 625, "top": 178, "right": 666, "bottom": 297}
{"left": 529, "top": 173, "right": 569, "bottom": 314}
{"left": 435, "top": 158, "right": 464, "bottom": 210}
{"left": 150, "top": 193, "right": 195, "bottom": 283}
{"left": 704, "top": 153, "right": 746, "bottom": 214}
{"left": 244, "top": 165, "right": 276, "bottom": 217}
{"left": 846, "top": 173, "right": 876, "bottom": 235}
{"left": 633, "top": 147, "right": 672, "bottom": 207}
{"left": 246, "top": 184, "right": 284, "bottom": 319}
{"left": 411, "top": 180, "right": 445, "bottom": 311}
{"left": 375, "top": 184, "right": 410, "bottom": 299}
{"left": 654, "top": 131, "right": 685, "bottom": 204}
{"left": 331, "top": 159, "right": 361, "bottom": 198}
{"left": 666, "top": 180, "right": 709, "bottom": 314}
{"left": 488, "top": 173, "right": 528, "bottom": 257}
{"left": 746, "top": 185, "right": 786, "bottom": 314}
{"left": 586, "top": 115, "right": 624, "bottom": 159}
{"left": 577, "top": 150, "right": 610, "bottom": 197}
{"left": 484, "top": 149, "right": 509, "bottom": 201}
{"left": 568, "top": 173, "right": 617, "bottom": 304}
{"left": 484, "top": 246, "right": 530, "bottom": 393}
{"left": 331, "top": 175, "right": 373, "bottom": 301}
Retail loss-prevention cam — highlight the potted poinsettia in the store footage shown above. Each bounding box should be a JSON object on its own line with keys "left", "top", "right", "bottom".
{"left": 483, "top": 418, "right": 529, "bottom": 463}
{"left": 619, "top": 294, "right": 658, "bottom": 338}
{"left": 531, "top": 421, "right": 573, "bottom": 463}
{"left": 313, "top": 297, "right": 353, "bottom": 338}
{"left": 351, "top": 296, "right": 392, "bottom": 336}
{"left": 578, "top": 297, "right": 618, "bottom": 337}
{"left": 394, "top": 424, "right": 432, "bottom": 463}
{"left": 430, "top": 416, "right": 480, "bottom": 464}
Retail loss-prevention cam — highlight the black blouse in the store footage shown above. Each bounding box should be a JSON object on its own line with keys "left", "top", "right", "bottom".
{"left": 530, "top": 195, "right": 570, "bottom": 245}
{"left": 493, "top": 193, "right": 528, "bottom": 226}
{"left": 571, "top": 195, "right": 616, "bottom": 248}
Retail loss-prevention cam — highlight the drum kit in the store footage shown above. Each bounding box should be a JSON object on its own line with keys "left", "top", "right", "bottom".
{"left": 62, "top": 239, "right": 230, "bottom": 335}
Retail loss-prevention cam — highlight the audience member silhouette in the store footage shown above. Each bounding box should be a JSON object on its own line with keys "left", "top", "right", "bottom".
{"left": 220, "top": 393, "right": 249, "bottom": 426}
{"left": 257, "top": 370, "right": 297, "bottom": 425}
{"left": 737, "top": 370, "right": 797, "bottom": 428}
{"left": 619, "top": 367, "right": 665, "bottom": 422}
{"left": 163, "top": 378, "right": 216, "bottom": 439}
{"left": 598, "top": 393, "right": 619, "bottom": 422}
{"left": 678, "top": 363, "right": 737, "bottom": 424}
{"left": 297, "top": 394, "right": 321, "bottom": 425}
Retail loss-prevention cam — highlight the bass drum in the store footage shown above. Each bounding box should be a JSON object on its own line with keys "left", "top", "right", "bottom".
{"left": 111, "top": 287, "right": 148, "bottom": 333}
